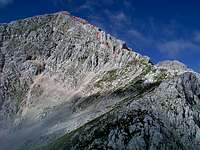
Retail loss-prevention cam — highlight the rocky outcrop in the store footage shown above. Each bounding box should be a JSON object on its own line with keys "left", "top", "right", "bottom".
{"left": 45, "top": 71, "right": 200, "bottom": 150}
{"left": 0, "top": 12, "right": 200, "bottom": 150}
{"left": 156, "top": 60, "right": 193, "bottom": 75}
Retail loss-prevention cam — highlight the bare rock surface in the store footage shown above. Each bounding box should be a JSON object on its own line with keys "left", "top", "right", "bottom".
{"left": 156, "top": 60, "right": 193, "bottom": 75}
{"left": 0, "top": 12, "right": 200, "bottom": 150}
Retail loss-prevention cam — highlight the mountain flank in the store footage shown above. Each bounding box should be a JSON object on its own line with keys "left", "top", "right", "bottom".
{"left": 0, "top": 11, "right": 200, "bottom": 150}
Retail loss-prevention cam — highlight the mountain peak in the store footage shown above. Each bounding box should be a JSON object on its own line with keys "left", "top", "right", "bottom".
{"left": 156, "top": 60, "right": 193, "bottom": 75}
{"left": 0, "top": 12, "right": 200, "bottom": 150}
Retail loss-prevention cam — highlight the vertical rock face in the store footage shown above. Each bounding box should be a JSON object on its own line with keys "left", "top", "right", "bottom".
{"left": 0, "top": 12, "right": 200, "bottom": 150}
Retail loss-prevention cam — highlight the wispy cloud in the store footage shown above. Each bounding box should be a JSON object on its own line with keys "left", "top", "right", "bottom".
{"left": 157, "top": 40, "right": 198, "bottom": 57}
{"left": 0, "top": 0, "right": 13, "bottom": 7}
{"left": 76, "top": 0, "right": 96, "bottom": 12}
{"left": 124, "top": 18, "right": 200, "bottom": 58}
{"left": 104, "top": 10, "right": 130, "bottom": 27}
{"left": 129, "top": 29, "right": 145, "bottom": 41}
{"left": 113, "top": 11, "right": 127, "bottom": 22}
{"left": 155, "top": 23, "right": 200, "bottom": 57}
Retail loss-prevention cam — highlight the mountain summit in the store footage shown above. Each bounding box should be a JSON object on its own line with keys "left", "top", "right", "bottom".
{"left": 0, "top": 12, "right": 200, "bottom": 150}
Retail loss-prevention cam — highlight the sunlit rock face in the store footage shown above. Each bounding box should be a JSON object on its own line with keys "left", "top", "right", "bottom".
{"left": 156, "top": 60, "right": 193, "bottom": 76}
{"left": 0, "top": 12, "right": 200, "bottom": 150}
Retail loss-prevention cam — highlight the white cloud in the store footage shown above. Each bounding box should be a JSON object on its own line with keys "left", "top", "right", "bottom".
{"left": 103, "top": 9, "right": 131, "bottom": 28}
{"left": 0, "top": 0, "right": 13, "bottom": 7}
{"left": 76, "top": 0, "right": 100, "bottom": 13}
{"left": 114, "top": 12, "right": 127, "bottom": 22}
{"left": 157, "top": 40, "right": 197, "bottom": 57}
{"left": 129, "top": 29, "right": 146, "bottom": 41}
{"left": 77, "top": 1, "right": 93, "bottom": 12}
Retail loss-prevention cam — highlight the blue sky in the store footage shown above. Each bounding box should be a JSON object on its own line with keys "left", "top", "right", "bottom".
{"left": 0, "top": 0, "right": 200, "bottom": 72}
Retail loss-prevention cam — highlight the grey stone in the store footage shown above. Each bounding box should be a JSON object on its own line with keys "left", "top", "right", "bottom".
{"left": 0, "top": 11, "right": 199, "bottom": 150}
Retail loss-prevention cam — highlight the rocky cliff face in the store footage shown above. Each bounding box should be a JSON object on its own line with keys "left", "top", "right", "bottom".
{"left": 0, "top": 12, "right": 200, "bottom": 150}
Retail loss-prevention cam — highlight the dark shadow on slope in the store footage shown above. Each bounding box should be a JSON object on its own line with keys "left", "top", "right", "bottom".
{"left": 42, "top": 99, "right": 184, "bottom": 150}
{"left": 39, "top": 78, "right": 166, "bottom": 150}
